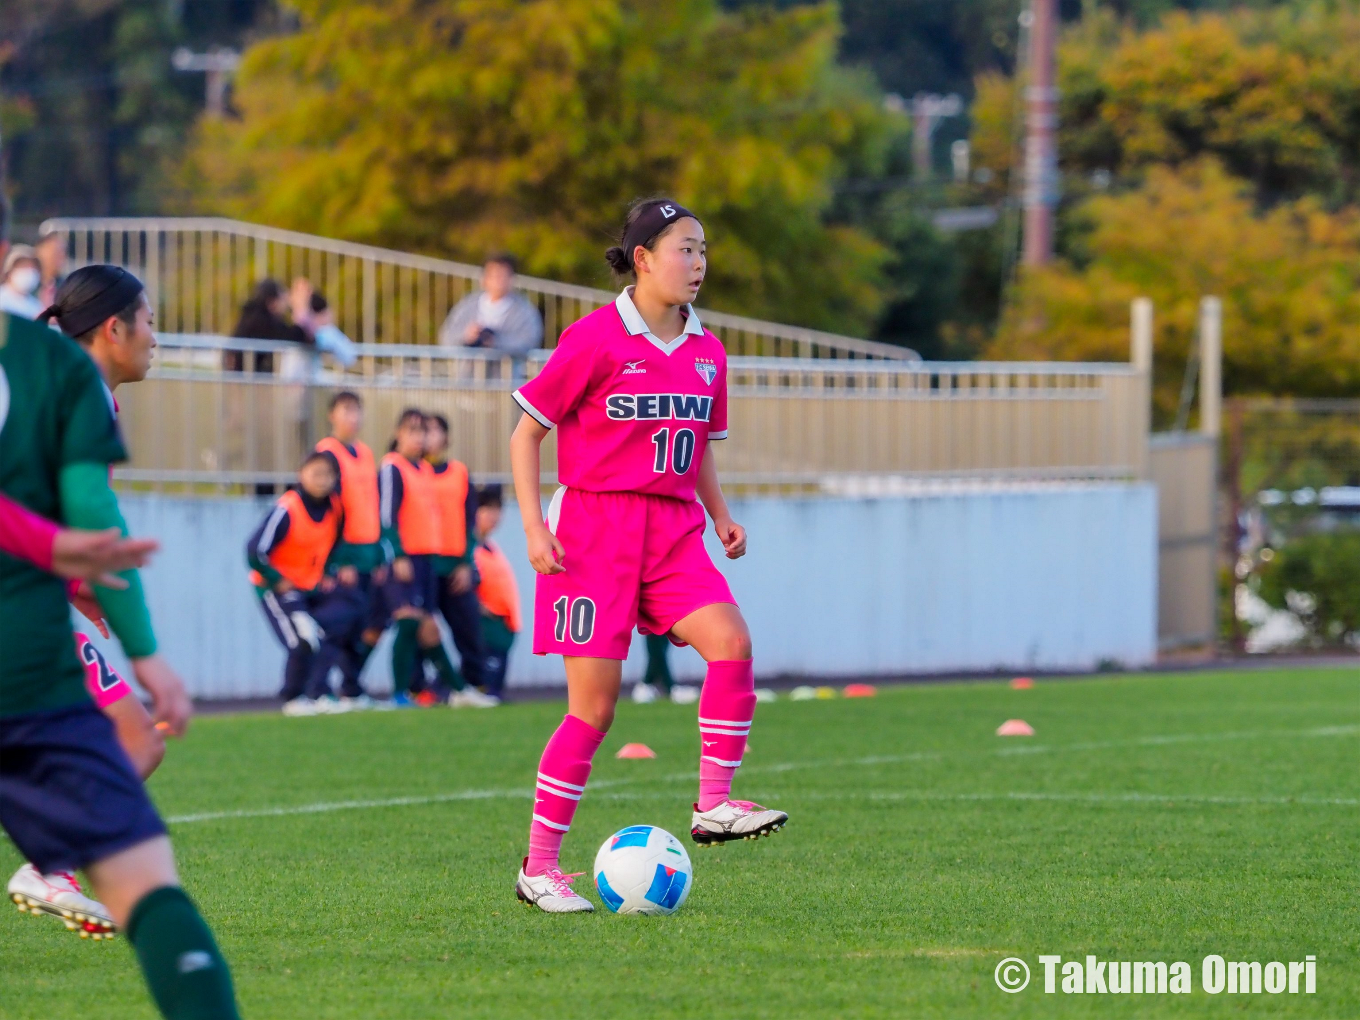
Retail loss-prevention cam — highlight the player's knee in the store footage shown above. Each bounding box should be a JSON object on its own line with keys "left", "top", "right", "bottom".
{"left": 128, "top": 722, "right": 166, "bottom": 780}
{"left": 584, "top": 702, "right": 616, "bottom": 732}
{"left": 711, "top": 627, "right": 752, "bottom": 662}
{"left": 140, "top": 728, "right": 167, "bottom": 778}
{"left": 417, "top": 617, "right": 441, "bottom": 647}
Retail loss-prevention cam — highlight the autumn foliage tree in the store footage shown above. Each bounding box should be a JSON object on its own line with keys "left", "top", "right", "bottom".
{"left": 187, "top": 0, "right": 892, "bottom": 335}
{"left": 971, "top": 4, "right": 1360, "bottom": 413}
{"left": 989, "top": 160, "right": 1360, "bottom": 423}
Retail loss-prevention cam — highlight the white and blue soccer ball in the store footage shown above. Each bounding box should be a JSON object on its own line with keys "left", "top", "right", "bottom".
{"left": 593, "top": 825, "right": 692, "bottom": 916}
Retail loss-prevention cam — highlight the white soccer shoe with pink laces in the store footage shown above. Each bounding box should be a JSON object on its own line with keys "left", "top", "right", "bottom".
{"left": 690, "top": 799, "right": 788, "bottom": 846}
{"left": 514, "top": 860, "right": 595, "bottom": 913}
{"left": 8, "top": 863, "right": 116, "bottom": 938}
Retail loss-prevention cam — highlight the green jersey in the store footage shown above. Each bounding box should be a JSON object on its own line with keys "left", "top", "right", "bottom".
{"left": 0, "top": 313, "right": 127, "bottom": 716}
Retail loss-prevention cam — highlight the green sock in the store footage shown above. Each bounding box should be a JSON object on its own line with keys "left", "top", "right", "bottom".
{"left": 645, "top": 634, "right": 673, "bottom": 693}
{"left": 392, "top": 619, "right": 419, "bottom": 695}
{"left": 425, "top": 640, "right": 464, "bottom": 691}
{"left": 126, "top": 886, "right": 239, "bottom": 1020}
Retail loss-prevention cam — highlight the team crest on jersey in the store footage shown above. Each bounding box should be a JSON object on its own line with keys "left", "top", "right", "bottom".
{"left": 694, "top": 357, "right": 717, "bottom": 386}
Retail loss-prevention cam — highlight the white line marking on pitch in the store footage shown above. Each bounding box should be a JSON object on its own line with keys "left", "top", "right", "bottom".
{"left": 794, "top": 790, "right": 1360, "bottom": 808}
{"left": 164, "top": 724, "right": 1358, "bottom": 826}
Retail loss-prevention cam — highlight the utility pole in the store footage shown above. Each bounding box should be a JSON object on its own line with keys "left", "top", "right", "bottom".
{"left": 910, "top": 93, "right": 963, "bottom": 181}
{"left": 1021, "top": 0, "right": 1059, "bottom": 265}
{"left": 172, "top": 47, "right": 242, "bottom": 117}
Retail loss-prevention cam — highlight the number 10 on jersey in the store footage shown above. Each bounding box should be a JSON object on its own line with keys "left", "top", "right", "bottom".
{"left": 651, "top": 427, "right": 696, "bottom": 475}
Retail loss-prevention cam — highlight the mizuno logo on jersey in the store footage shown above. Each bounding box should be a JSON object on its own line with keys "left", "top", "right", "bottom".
{"left": 605, "top": 393, "right": 713, "bottom": 422}
{"left": 621, "top": 359, "right": 647, "bottom": 375}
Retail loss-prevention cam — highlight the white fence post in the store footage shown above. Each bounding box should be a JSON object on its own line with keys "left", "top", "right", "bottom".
{"left": 1199, "top": 296, "right": 1222, "bottom": 438}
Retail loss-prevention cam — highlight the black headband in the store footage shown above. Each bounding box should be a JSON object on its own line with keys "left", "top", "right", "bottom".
{"left": 38, "top": 267, "right": 144, "bottom": 339}
{"left": 621, "top": 201, "right": 699, "bottom": 268}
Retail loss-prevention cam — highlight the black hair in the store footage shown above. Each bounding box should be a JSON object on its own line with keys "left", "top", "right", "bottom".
{"left": 477, "top": 483, "right": 503, "bottom": 508}
{"left": 484, "top": 252, "right": 517, "bottom": 274}
{"left": 252, "top": 278, "right": 285, "bottom": 305}
{"left": 427, "top": 413, "right": 450, "bottom": 434}
{"left": 388, "top": 407, "right": 426, "bottom": 451}
{"left": 310, "top": 291, "right": 329, "bottom": 314}
{"left": 39, "top": 264, "right": 145, "bottom": 343}
{"left": 301, "top": 451, "right": 336, "bottom": 473}
{"left": 604, "top": 198, "right": 697, "bottom": 276}
{"left": 329, "top": 390, "right": 362, "bottom": 411}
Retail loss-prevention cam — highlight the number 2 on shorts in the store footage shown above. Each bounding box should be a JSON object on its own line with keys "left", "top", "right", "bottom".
{"left": 552, "top": 595, "right": 597, "bottom": 644}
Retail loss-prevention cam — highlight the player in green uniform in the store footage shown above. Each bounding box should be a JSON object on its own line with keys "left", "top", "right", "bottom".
{"left": 0, "top": 270, "right": 241, "bottom": 1019}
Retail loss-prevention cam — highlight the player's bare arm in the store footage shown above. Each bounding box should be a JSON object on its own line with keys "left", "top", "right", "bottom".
{"left": 510, "top": 412, "right": 565, "bottom": 574}
{"left": 695, "top": 447, "right": 746, "bottom": 559}
{"left": 52, "top": 527, "right": 159, "bottom": 584}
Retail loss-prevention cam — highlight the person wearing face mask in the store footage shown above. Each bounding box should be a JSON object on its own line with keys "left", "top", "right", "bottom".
{"left": 0, "top": 245, "right": 45, "bottom": 320}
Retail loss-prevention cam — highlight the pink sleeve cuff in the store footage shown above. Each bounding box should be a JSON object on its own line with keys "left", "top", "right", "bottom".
{"left": 0, "top": 493, "right": 59, "bottom": 572}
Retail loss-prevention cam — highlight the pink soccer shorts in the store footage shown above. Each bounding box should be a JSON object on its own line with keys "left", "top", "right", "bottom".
{"left": 533, "top": 488, "right": 735, "bottom": 660}
{"left": 74, "top": 633, "right": 134, "bottom": 709}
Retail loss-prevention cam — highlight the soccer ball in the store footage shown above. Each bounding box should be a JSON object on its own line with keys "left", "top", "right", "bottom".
{"left": 593, "top": 825, "right": 692, "bottom": 915}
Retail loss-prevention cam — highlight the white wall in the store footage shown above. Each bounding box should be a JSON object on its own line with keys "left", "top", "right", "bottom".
{"left": 87, "top": 483, "right": 1157, "bottom": 698}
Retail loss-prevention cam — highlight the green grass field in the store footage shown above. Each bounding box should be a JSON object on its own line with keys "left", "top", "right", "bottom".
{"left": 1, "top": 667, "right": 1357, "bottom": 1019}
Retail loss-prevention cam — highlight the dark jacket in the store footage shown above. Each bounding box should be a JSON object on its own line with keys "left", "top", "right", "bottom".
{"left": 225, "top": 299, "right": 314, "bottom": 373}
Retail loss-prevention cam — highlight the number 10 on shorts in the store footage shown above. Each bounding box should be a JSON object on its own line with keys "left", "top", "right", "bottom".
{"left": 553, "top": 596, "right": 597, "bottom": 644}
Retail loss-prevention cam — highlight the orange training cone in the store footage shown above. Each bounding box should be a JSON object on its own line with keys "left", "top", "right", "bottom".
{"left": 615, "top": 743, "right": 657, "bottom": 759}
{"left": 1010, "top": 677, "right": 1035, "bottom": 690}
{"left": 843, "top": 683, "right": 877, "bottom": 698}
{"left": 996, "top": 719, "right": 1035, "bottom": 736}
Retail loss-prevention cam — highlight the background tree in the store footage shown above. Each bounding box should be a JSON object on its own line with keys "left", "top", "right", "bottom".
{"left": 0, "top": 0, "right": 276, "bottom": 222}
{"left": 188, "top": 0, "right": 894, "bottom": 335}
{"left": 989, "top": 160, "right": 1360, "bottom": 424}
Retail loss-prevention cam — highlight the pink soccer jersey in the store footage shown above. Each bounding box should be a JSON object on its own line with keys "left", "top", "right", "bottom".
{"left": 512, "top": 288, "right": 728, "bottom": 501}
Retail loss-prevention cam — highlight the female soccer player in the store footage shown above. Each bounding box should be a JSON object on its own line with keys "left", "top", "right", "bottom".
{"left": 2, "top": 283, "right": 240, "bottom": 1016}
{"left": 379, "top": 409, "right": 464, "bottom": 705}
{"left": 9, "top": 267, "right": 185, "bottom": 937}
{"left": 508, "top": 198, "right": 787, "bottom": 913}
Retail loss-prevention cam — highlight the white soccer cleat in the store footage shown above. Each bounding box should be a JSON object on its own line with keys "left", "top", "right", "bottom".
{"left": 631, "top": 682, "right": 660, "bottom": 704}
{"left": 514, "top": 861, "right": 594, "bottom": 913}
{"left": 690, "top": 799, "right": 788, "bottom": 846}
{"left": 449, "top": 688, "right": 501, "bottom": 709}
{"left": 669, "top": 684, "right": 699, "bottom": 705}
{"left": 8, "top": 864, "right": 116, "bottom": 938}
{"left": 281, "top": 697, "right": 319, "bottom": 717}
{"left": 312, "top": 696, "right": 352, "bottom": 714}
{"left": 338, "top": 695, "right": 378, "bottom": 711}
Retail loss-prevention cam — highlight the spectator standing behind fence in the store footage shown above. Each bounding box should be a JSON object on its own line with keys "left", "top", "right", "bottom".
{"left": 35, "top": 232, "right": 68, "bottom": 309}
{"left": 438, "top": 254, "right": 543, "bottom": 375}
{"left": 227, "top": 277, "right": 316, "bottom": 373}
{"left": 227, "top": 278, "right": 317, "bottom": 492}
{"left": 0, "top": 245, "right": 45, "bottom": 319}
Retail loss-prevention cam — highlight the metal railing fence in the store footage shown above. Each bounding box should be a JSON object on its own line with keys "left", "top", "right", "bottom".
{"left": 39, "top": 217, "right": 920, "bottom": 362}
{"left": 110, "top": 336, "right": 1148, "bottom": 493}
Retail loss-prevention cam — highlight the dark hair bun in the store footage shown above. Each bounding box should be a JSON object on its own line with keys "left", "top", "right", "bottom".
{"left": 604, "top": 245, "right": 631, "bottom": 274}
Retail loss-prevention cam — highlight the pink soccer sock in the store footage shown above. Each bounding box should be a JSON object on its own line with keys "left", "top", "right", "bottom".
{"left": 525, "top": 713, "right": 607, "bottom": 876}
{"left": 697, "top": 659, "right": 756, "bottom": 811}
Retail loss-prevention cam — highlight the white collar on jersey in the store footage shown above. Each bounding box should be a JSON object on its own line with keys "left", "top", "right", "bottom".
{"left": 613, "top": 287, "right": 704, "bottom": 356}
